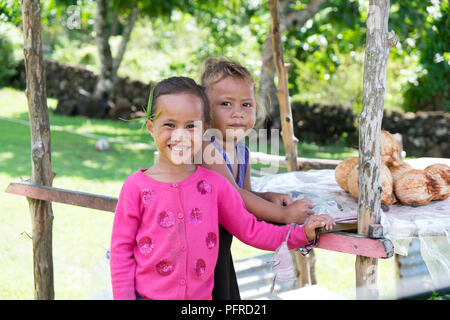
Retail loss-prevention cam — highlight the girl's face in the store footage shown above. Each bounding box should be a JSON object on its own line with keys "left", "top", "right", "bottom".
{"left": 146, "top": 93, "right": 205, "bottom": 166}
{"left": 207, "top": 76, "right": 257, "bottom": 142}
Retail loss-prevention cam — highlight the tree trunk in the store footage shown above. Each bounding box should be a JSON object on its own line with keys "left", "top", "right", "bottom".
{"left": 21, "top": 0, "right": 55, "bottom": 300}
{"left": 94, "top": 0, "right": 113, "bottom": 99}
{"left": 356, "top": 0, "right": 397, "bottom": 300}
{"left": 258, "top": 0, "right": 327, "bottom": 130}
{"left": 258, "top": 27, "right": 279, "bottom": 130}
{"left": 268, "top": 0, "right": 316, "bottom": 288}
{"left": 94, "top": 0, "right": 138, "bottom": 100}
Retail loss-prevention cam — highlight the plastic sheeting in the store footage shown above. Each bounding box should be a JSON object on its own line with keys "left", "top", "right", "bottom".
{"left": 251, "top": 169, "right": 450, "bottom": 291}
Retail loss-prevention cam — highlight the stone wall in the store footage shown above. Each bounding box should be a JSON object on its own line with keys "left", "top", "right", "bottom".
{"left": 291, "top": 101, "right": 449, "bottom": 158}
{"left": 14, "top": 59, "right": 449, "bottom": 157}
{"left": 382, "top": 109, "right": 449, "bottom": 158}
{"left": 291, "top": 102, "right": 358, "bottom": 146}
{"left": 16, "top": 58, "right": 152, "bottom": 119}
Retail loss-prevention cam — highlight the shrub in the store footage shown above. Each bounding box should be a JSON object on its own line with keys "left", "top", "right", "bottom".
{"left": 0, "top": 26, "right": 19, "bottom": 86}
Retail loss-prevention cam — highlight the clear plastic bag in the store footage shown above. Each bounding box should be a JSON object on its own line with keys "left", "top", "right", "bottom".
{"left": 251, "top": 169, "right": 450, "bottom": 289}
{"left": 90, "top": 249, "right": 113, "bottom": 300}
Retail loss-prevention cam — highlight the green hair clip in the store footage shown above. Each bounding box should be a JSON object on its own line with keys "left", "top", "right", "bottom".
{"left": 120, "top": 86, "right": 161, "bottom": 126}
{"left": 145, "top": 86, "right": 161, "bottom": 121}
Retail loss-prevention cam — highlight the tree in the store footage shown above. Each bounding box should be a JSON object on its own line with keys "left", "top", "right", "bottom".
{"left": 92, "top": 0, "right": 215, "bottom": 101}
{"left": 401, "top": 1, "right": 449, "bottom": 112}
{"left": 260, "top": 0, "right": 328, "bottom": 130}
{"left": 258, "top": 0, "right": 449, "bottom": 129}
{"left": 93, "top": 0, "right": 139, "bottom": 99}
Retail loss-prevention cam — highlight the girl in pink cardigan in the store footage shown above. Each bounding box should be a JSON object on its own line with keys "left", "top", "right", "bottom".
{"left": 110, "top": 77, "right": 334, "bottom": 300}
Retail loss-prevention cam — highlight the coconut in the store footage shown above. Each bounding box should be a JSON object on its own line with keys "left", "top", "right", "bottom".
{"left": 347, "top": 165, "right": 359, "bottom": 199}
{"left": 381, "top": 130, "right": 402, "bottom": 167}
{"left": 380, "top": 164, "right": 397, "bottom": 205}
{"left": 390, "top": 161, "right": 413, "bottom": 185}
{"left": 424, "top": 163, "right": 450, "bottom": 200}
{"left": 394, "top": 169, "right": 436, "bottom": 206}
{"left": 347, "top": 164, "right": 396, "bottom": 205}
{"left": 334, "top": 156, "right": 359, "bottom": 192}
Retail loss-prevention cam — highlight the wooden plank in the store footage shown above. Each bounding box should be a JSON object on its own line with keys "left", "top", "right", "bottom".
{"left": 368, "top": 223, "right": 384, "bottom": 239}
{"left": 316, "top": 231, "right": 394, "bottom": 259}
{"left": 249, "top": 151, "right": 340, "bottom": 170}
{"left": 317, "top": 222, "right": 357, "bottom": 233}
{"left": 5, "top": 181, "right": 117, "bottom": 213}
{"left": 268, "top": 0, "right": 316, "bottom": 289}
{"left": 22, "top": 0, "right": 55, "bottom": 300}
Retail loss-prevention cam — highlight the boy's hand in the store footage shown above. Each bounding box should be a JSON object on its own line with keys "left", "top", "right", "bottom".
{"left": 284, "top": 199, "right": 314, "bottom": 224}
{"left": 304, "top": 214, "right": 335, "bottom": 242}
{"left": 261, "top": 192, "right": 293, "bottom": 206}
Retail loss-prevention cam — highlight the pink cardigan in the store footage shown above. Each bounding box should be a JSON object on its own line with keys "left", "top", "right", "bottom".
{"left": 110, "top": 166, "right": 313, "bottom": 300}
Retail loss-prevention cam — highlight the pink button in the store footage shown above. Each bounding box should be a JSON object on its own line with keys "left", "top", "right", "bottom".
{"left": 171, "top": 183, "right": 178, "bottom": 188}
{"left": 178, "top": 213, "right": 184, "bottom": 219}
{"left": 180, "top": 279, "right": 186, "bottom": 286}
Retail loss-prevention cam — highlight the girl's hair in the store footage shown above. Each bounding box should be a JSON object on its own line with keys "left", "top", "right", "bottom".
{"left": 199, "top": 57, "right": 267, "bottom": 122}
{"left": 150, "top": 76, "right": 210, "bottom": 124}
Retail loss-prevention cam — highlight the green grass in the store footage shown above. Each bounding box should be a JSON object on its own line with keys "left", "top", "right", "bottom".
{"left": 0, "top": 87, "right": 396, "bottom": 300}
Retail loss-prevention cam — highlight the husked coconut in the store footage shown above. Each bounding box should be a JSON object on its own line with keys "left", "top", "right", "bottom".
{"left": 394, "top": 169, "right": 436, "bottom": 206}
{"left": 380, "top": 164, "right": 396, "bottom": 205}
{"left": 347, "top": 165, "right": 359, "bottom": 199}
{"left": 424, "top": 163, "right": 450, "bottom": 200}
{"left": 390, "top": 161, "right": 413, "bottom": 185}
{"left": 335, "top": 156, "right": 359, "bottom": 192}
{"left": 381, "top": 130, "right": 402, "bottom": 167}
{"left": 347, "top": 164, "right": 396, "bottom": 205}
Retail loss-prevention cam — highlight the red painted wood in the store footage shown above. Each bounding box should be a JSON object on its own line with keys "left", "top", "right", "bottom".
{"left": 316, "top": 232, "right": 393, "bottom": 259}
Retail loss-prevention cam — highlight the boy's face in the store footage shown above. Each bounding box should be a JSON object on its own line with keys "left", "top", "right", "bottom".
{"left": 207, "top": 76, "right": 257, "bottom": 142}
{"left": 146, "top": 93, "right": 205, "bottom": 166}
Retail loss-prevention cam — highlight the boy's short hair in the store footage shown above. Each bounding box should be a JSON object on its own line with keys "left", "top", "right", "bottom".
{"left": 151, "top": 77, "right": 210, "bottom": 124}
{"left": 200, "top": 57, "right": 255, "bottom": 91}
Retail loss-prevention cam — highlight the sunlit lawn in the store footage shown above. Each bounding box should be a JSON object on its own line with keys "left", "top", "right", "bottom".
{"left": 0, "top": 87, "right": 397, "bottom": 300}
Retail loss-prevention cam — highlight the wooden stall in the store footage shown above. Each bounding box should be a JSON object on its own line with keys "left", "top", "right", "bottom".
{"left": 6, "top": 0, "right": 414, "bottom": 300}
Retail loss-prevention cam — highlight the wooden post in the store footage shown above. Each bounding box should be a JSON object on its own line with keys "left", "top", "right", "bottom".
{"left": 21, "top": 0, "right": 55, "bottom": 300}
{"left": 356, "top": 0, "right": 397, "bottom": 300}
{"left": 268, "top": 0, "right": 316, "bottom": 287}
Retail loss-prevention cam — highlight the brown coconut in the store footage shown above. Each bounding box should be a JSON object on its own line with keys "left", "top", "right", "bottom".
{"left": 390, "top": 161, "right": 413, "bottom": 186}
{"left": 394, "top": 169, "right": 436, "bottom": 206}
{"left": 334, "top": 156, "right": 359, "bottom": 192}
{"left": 424, "top": 163, "right": 450, "bottom": 200}
{"left": 381, "top": 130, "right": 402, "bottom": 167}
{"left": 347, "top": 164, "right": 396, "bottom": 205}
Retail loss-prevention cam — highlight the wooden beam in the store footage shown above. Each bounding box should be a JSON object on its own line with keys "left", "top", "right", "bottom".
{"left": 250, "top": 151, "right": 340, "bottom": 170}
{"left": 21, "top": 0, "right": 55, "bottom": 300}
{"left": 356, "top": 0, "right": 397, "bottom": 300}
{"left": 316, "top": 232, "right": 394, "bottom": 259}
{"left": 5, "top": 182, "right": 117, "bottom": 213}
{"left": 268, "top": 0, "right": 317, "bottom": 288}
{"left": 317, "top": 222, "right": 357, "bottom": 233}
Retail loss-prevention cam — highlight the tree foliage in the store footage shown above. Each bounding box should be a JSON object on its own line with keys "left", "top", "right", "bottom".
{"left": 1, "top": 0, "right": 448, "bottom": 112}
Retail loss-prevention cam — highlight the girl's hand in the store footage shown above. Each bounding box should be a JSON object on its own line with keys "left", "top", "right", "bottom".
{"left": 304, "top": 214, "right": 335, "bottom": 242}
{"left": 284, "top": 199, "right": 314, "bottom": 224}
{"left": 261, "top": 192, "right": 293, "bottom": 206}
